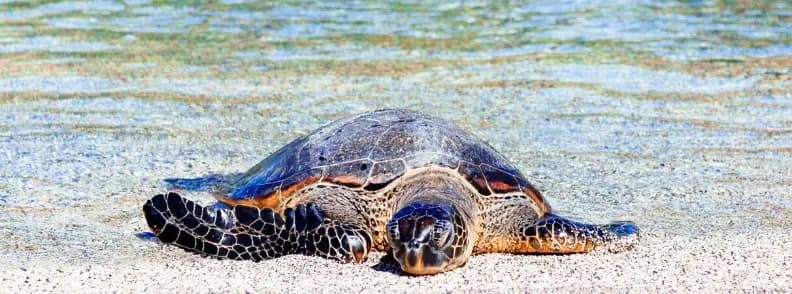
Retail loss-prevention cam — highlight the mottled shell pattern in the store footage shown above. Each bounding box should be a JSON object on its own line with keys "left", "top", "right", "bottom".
{"left": 217, "top": 109, "right": 548, "bottom": 213}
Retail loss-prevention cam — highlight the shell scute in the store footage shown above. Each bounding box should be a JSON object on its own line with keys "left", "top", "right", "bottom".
{"left": 404, "top": 152, "right": 458, "bottom": 169}
{"left": 480, "top": 164, "right": 521, "bottom": 193}
{"left": 324, "top": 159, "right": 373, "bottom": 188}
{"left": 230, "top": 180, "right": 279, "bottom": 201}
{"left": 370, "top": 125, "right": 421, "bottom": 161}
{"left": 279, "top": 169, "right": 322, "bottom": 195}
{"left": 226, "top": 136, "right": 311, "bottom": 200}
{"left": 458, "top": 162, "right": 491, "bottom": 196}
{"left": 365, "top": 159, "right": 406, "bottom": 191}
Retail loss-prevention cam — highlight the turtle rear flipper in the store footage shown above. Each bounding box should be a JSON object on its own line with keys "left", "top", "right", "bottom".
{"left": 522, "top": 213, "right": 640, "bottom": 253}
{"left": 475, "top": 211, "right": 639, "bottom": 254}
{"left": 142, "top": 192, "right": 371, "bottom": 262}
{"left": 599, "top": 220, "right": 640, "bottom": 252}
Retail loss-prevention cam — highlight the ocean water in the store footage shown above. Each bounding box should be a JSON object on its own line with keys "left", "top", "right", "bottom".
{"left": 0, "top": 0, "right": 790, "bottom": 265}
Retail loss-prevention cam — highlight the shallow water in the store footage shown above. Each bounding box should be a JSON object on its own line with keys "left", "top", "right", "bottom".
{"left": 0, "top": 0, "right": 790, "bottom": 270}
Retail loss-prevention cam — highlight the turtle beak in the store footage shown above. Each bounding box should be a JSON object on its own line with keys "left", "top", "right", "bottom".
{"left": 403, "top": 240, "right": 425, "bottom": 268}
{"left": 404, "top": 245, "right": 422, "bottom": 268}
{"left": 398, "top": 244, "right": 446, "bottom": 275}
{"left": 393, "top": 229, "right": 448, "bottom": 275}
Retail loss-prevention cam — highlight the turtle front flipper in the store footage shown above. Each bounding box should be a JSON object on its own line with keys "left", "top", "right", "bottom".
{"left": 142, "top": 192, "right": 371, "bottom": 263}
{"left": 520, "top": 213, "right": 639, "bottom": 253}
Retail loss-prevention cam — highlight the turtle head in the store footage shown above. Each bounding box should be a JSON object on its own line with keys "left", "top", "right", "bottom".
{"left": 386, "top": 200, "right": 472, "bottom": 275}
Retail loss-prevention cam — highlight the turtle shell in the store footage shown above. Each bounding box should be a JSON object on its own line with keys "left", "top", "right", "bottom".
{"left": 218, "top": 109, "right": 548, "bottom": 212}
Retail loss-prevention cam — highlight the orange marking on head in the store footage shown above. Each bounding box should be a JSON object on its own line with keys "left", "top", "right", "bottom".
{"left": 215, "top": 176, "right": 319, "bottom": 209}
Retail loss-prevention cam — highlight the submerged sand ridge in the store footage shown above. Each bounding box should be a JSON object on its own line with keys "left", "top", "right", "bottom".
{"left": 1, "top": 0, "right": 791, "bottom": 292}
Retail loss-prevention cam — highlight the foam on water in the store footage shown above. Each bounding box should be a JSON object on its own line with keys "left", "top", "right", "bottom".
{"left": 414, "top": 62, "right": 759, "bottom": 94}
{"left": 0, "top": 1, "right": 124, "bottom": 21}
{"left": 0, "top": 77, "right": 127, "bottom": 94}
{"left": 0, "top": 36, "right": 120, "bottom": 53}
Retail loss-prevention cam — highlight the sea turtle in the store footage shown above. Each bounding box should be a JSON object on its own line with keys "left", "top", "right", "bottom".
{"left": 142, "top": 109, "right": 638, "bottom": 275}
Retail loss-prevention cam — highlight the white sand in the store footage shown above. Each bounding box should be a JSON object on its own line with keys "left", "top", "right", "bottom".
{"left": 2, "top": 231, "right": 789, "bottom": 292}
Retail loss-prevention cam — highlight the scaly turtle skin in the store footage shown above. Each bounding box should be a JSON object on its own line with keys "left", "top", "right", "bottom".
{"left": 143, "top": 109, "right": 638, "bottom": 275}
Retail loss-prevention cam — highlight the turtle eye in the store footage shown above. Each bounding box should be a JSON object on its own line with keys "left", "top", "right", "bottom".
{"left": 387, "top": 221, "right": 400, "bottom": 242}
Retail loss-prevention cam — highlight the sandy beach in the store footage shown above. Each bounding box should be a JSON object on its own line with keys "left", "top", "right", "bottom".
{"left": 2, "top": 229, "right": 790, "bottom": 292}
{"left": 1, "top": 0, "right": 791, "bottom": 292}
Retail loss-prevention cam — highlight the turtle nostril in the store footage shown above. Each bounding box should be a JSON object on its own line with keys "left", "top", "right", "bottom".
{"left": 408, "top": 240, "right": 421, "bottom": 249}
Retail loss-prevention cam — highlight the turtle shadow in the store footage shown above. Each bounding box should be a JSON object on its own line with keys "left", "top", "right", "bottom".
{"left": 370, "top": 252, "right": 404, "bottom": 275}
{"left": 163, "top": 173, "right": 244, "bottom": 192}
